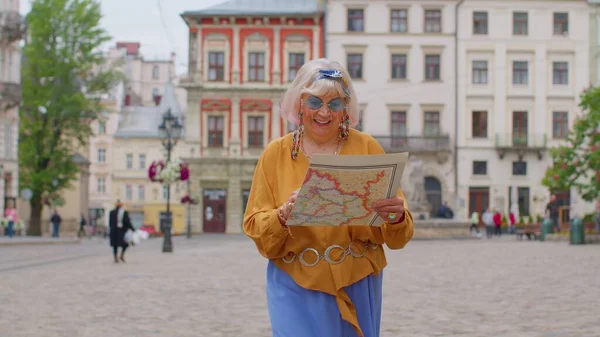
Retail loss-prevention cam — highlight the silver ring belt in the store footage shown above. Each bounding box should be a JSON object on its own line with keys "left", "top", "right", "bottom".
{"left": 281, "top": 241, "right": 379, "bottom": 267}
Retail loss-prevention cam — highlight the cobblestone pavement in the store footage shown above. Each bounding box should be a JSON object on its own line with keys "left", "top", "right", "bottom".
{"left": 0, "top": 235, "right": 599, "bottom": 337}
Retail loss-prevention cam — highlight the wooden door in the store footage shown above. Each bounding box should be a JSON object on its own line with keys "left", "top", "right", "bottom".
{"left": 203, "top": 189, "right": 227, "bottom": 233}
{"left": 469, "top": 187, "right": 490, "bottom": 226}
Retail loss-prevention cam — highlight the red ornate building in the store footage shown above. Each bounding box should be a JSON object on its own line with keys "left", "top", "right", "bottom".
{"left": 180, "top": 0, "right": 325, "bottom": 233}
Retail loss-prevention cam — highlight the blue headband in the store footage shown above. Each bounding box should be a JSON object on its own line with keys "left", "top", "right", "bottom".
{"left": 312, "top": 69, "right": 351, "bottom": 99}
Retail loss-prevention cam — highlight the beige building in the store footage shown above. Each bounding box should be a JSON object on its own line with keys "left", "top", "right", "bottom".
{"left": 112, "top": 83, "right": 189, "bottom": 233}
{"left": 456, "top": 0, "right": 593, "bottom": 221}
{"left": 87, "top": 43, "right": 188, "bottom": 227}
{"left": 0, "top": 0, "right": 24, "bottom": 213}
{"left": 326, "top": 0, "right": 458, "bottom": 218}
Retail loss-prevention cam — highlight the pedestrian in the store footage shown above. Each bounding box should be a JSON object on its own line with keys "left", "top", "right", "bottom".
{"left": 78, "top": 213, "right": 87, "bottom": 238}
{"left": 509, "top": 211, "right": 516, "bottom": 234}
{"left": 108, "top": 200, "right": 135, "bottom": 263}
{"left": 242, "top": 58, "right": 415, "bottom": 337}
{"left": 545, "top": 194, "right": 560, "bottom": 233}
{"left": 593, "top": 199, "right": 600, "bottom": 233}
{"left": 482, "top": 207, "right": 494, "bottom": 238}
{"left": 470, "top": 211, "right": 480, "bottom": 235}
{"left": 4, "top": 200, "right": 17, "bottom": 238}
{"left": 50, "top": 210, "right": 61, "bottom": 238}
{"left": 493, "top": 209, "right": 502, "bottom": 236}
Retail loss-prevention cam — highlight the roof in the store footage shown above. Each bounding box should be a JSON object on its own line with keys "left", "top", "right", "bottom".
{"left": 114, "top": 82, "right": 184, "bottom": 139}
{"left": 72, "top": 153, "right": 91, "bottom": 165}
{"left": 182, "top": 0, "right": 323, "bottom": 17}
{"left": 115, "top": 42, "right": 140, "bottom": 56}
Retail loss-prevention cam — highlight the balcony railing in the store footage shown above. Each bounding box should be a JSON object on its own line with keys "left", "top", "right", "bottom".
{"left": 0, "top": 81, "right": 21, "bottom": 111}
{"left": 373, "top": 135, "right": 451, "bottom": 153}
{"left": 494, "top": 133, "right": 547, "bottom": 149}
{"left": 0, "top": 11, "right": 26, "bottom": 44}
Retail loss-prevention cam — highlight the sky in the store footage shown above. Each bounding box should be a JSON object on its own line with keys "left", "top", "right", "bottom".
{"left": 20, "top": 0, "right": 228, "bottom": 74}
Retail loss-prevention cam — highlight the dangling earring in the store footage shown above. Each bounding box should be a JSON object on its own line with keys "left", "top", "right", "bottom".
{"left": 338, "top": 105, "right": 350, "bottom": 140}
{"left": 291, "top": 102, "right": 305, "bottom": 160}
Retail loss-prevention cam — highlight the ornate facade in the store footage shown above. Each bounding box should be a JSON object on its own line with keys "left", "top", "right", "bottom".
{"left": 180, "top": 0, "right": 325, "bottom": 233}
{"left": 0, "top": 0, "right": 24, "bottom": 212}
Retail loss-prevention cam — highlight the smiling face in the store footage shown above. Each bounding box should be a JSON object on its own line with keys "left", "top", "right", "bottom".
{"left": 301, "top": 91, "right": 346, "bottom": 144}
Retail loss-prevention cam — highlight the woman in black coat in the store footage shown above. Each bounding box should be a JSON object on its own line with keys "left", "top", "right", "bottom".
{"left": 109, "top": 200, "right": 135, "bottom": 263}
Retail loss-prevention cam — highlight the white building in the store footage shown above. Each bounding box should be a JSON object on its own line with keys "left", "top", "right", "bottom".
{"left": 326, "top": 0, "right": 459, "bottom": 217}
{"left": 456, "top": 0, "right": 592, "bottom": 221}
{"left": 0, "top": 0, "right": 24, "bottom": 212}
{"left": 589, "top": 0, "right": 600, "bottom": 85}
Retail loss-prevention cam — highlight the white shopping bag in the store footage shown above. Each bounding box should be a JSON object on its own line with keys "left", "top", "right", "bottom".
{"left": 123, "top": 230, "right": 134, "bottom": 244}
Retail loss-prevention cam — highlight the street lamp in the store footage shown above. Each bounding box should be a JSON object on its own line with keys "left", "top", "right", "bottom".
{"left": 158, "top": 108, "right": 183, "bottom": 253}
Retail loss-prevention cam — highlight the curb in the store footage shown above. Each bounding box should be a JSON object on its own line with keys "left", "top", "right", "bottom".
{"left": 0, "top": 238, "right": 82, "bottom": 246}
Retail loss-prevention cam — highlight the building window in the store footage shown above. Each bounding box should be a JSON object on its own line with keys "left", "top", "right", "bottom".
{"left": 512, "top": 111, "right": 528, "bottom": 146}
{"left": 553, "top": 62, "right": 568, "bottom": 85}
{"left": 139, "top": 154, "right": 146, "bottom": 169}
{"left": 553, "top": 111, "right": 568, "bottom": 139}
{"left": 162, "top": 185, "right": 169, "bottom": 200}
{"left": 391, "top": 54, "right": 407, "bottom": 79}
{"left": 347, "top": 9, "right": 364, "bottom": 32}
{"left": 390, "top": 9, "right": 408, "bottom": 32}
{"left": 472, "top": 161, "right": 487, "bottom": 175}
{"left": 424, "top": 111, "right": 440, "bottom": 136}
{"left": 512, "top": 161, "right": 527, "bottom": 176}
{"left": 347, "top": 54, "right": 363, "bottom": 79}
{"left": 288, "top": 53, "right": 305, "bottom": 82}
{"left": 138, "top": 185, "right": 145, "bottom": 201}
{"left": 472, "top": 60, "right": 488, "bottom": 84}
{"left": 97, "top": 177, "right": 106, "bottom": 194}
{"left": 247, "top": 116, "right": 264, "bottom": 148}
{"left": 473, "top": 11, "right": 488, "bottom": 35}
{"left": 98, "top": 121, "right": 106, "bottom": 135}
{"left": 208, "top": 115, "right": 224, "bottom": 147}
{"left": 553, "top": 12, "right": 568, "bottom": 35}
{"left": 126, "top": 153, "right": 133, "bottom": 169}
{"left": 248, "top": 52, "right": 265, "bottom": 82}
{"left": 355, "top": 107, "right": 364, "bottom": 131}
{"left": 425, "top": 55, "right": 440, "bottom": 80}
{"left": 125, "top": 185, "right": 133, "bottom": 201}
{"left": 97, "top": 149, "right": 106, "bottom": 163}
{"left": 512, "top": 61, "right": 528, "bottom": 85}
{"left": 472, "top": 111, "right": 488, "bottom": 138}
{"left": 513, "top": 12, "right": 528, "bottom": 35}
{"left": 208, "top": 51, "right": 225, "bottom": 81}
{"left": 391, "top": 111, "right": 407, "bottom": 147}
{"left": 424, "top": 9, "right": 442, "bottom": 33}
{"left": 152, "top": 65, "right": 159, "bottom": 80}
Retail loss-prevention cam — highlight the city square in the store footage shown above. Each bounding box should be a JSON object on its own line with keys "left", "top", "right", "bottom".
{"left": 1, "top": 236, "right": 599, "bottom": 337}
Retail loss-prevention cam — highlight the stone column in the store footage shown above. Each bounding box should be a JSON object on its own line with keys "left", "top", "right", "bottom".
{"left": 233, "top": 26, "right": 241, "bottom": 84}
{"left": 272, "top": 27, "right": 281, "bottom": 85}
{"left": 186, "top": 99, "right": 201, "bottom": 143}
{"left": 271, "top": 98, "right": 281, "bottom": 138}
{"left": 227, "top": 162, "right": 243, "bottom": 234}
{"left": 190, "top": 172, "right": 203, "bottom": 233}
{"left": 312, "top": 26, "right": 320, "bottom": 58}
{"left": 230, "top": 97, "right": 241, "bottom": 157}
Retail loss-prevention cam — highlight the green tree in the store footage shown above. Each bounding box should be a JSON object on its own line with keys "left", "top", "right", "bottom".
{"left": 19, "top": 0, "right": 122, "bottom": 235}
{"left": 542, "top": 86, "right": 600, "bottom": 202}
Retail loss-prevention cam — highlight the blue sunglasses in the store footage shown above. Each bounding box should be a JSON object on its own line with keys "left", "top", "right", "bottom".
{"left": 305, "top": 96, "right": 345, "bottom": 112}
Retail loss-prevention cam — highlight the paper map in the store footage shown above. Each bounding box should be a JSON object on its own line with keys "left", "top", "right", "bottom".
{"left": 286, "top": 152, "right": 408, "bottom": 227}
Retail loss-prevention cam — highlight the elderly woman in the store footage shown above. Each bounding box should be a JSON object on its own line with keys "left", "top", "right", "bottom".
{"left": 243, "top": 58, "right": 414, "bottom": 337}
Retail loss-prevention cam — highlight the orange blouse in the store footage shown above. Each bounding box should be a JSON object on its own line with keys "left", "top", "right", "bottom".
{"left": 243, "top": 129, "right": 414, "bottom": 337}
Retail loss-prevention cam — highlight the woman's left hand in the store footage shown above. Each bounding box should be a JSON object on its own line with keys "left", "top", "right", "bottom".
{"left": 372, "top": 197, "right": 405, "bottom": 224}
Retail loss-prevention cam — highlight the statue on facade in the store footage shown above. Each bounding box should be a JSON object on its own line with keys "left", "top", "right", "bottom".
{"left": 406, "top": 158, "right": 431, "bottom": 218}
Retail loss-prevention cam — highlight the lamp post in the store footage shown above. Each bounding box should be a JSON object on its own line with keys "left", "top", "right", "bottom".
{"left": 186, "top": 148, "right": 194, "bottom": 239}
{"left": 158, "top": 108, "right": 182, "bottom": 253}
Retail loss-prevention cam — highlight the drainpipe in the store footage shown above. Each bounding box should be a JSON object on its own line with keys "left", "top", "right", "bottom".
{"left": 454, "top": 0, "right": 465, "bottom": 204}
{"left": 322, "top": 0, "right": 328, "bottom": 58}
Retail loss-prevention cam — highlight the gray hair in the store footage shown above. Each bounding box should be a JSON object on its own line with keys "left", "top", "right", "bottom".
{"left": 280, "top": 58, "right": 360, "bottom": 127}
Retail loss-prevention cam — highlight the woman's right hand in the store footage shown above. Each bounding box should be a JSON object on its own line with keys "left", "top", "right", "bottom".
{"left": 278, "top": 189, "right": 299, "bottom": 223}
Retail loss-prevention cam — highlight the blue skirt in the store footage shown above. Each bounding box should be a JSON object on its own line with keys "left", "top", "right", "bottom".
{"left": 266, "top": 260, "right": 383, "bottom": 337}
